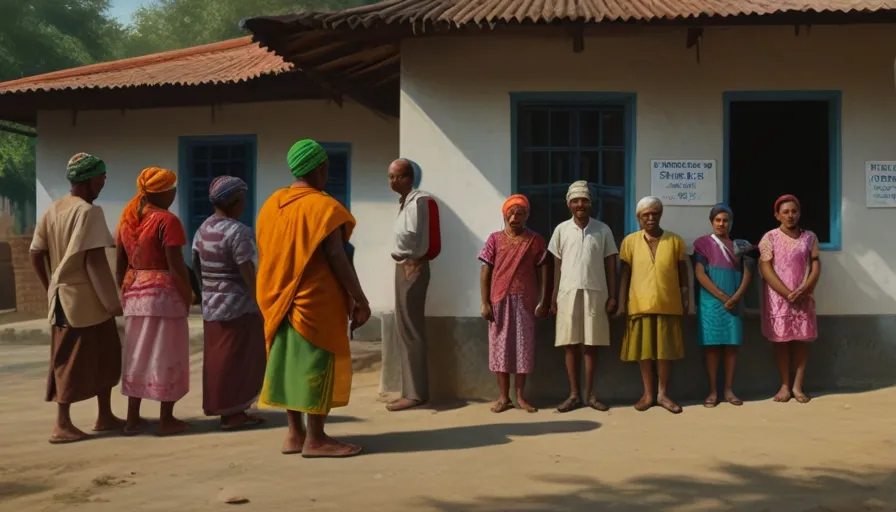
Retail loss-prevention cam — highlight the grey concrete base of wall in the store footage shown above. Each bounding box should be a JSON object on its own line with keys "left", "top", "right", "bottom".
{"left": 380, "top": 313, "right": 896, "bottom": 403}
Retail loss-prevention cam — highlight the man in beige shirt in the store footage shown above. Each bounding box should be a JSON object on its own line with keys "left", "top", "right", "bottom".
{"left": 30, "top": 153, "right": 125, "bottom": 444}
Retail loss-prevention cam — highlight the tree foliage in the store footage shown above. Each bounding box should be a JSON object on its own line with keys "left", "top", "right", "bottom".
{"left": 124, "top": 0, "right": 370, "bottom": 56}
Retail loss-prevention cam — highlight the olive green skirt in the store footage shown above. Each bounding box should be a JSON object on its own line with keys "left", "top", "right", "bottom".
{"left": 620, "top": 314, "right": 684, "bottom": 362}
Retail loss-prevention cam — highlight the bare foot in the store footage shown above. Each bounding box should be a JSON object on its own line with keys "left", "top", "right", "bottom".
{"left": 302, "top": 436, "right": 362, "bottom": 458}
{"left": 49, "top": 424, "right": 90, "bottom": 444}
{"left": 792, "top": 389, "right": 811, "bottom": 404}
{"left": 516, "top": 396, "right": 538, "bottom": 413}
{"left": 221, "top": 412, "right": 264, "bottom": 431}
{"left": 773, "top": 385, "right": 792, "bottom": 403}
{"left": 386, "top": 398, "right": 424, "bottom": 412}
{"left": 93, "top": 414, "right": 126, "bottom": 432}
{"left": 155, "top": 418, "right": 190, "bottom": 437}
{"left": 658, "top": 395, "right": 683, "bottom": 414}
{"left": 634, "top": 395, "right": 654, "bottom": 411}
{"left": 124, "top": 417, "right": 148, "bottom": 436}
{"left": 724, "top": 390, "right": 744, "bottom": 406}
{"left": 281, "top": 434, "right": 305, "bottom": 455}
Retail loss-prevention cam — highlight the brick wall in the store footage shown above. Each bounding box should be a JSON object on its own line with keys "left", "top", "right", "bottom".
{"left": 10, "top": 235, "right": 47, "bottom": 315}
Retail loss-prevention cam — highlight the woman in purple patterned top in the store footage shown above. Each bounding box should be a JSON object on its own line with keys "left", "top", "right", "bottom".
{"left": 192, "top": 176, "right": 266, "bottom": 430}
{"left": 758, "top": 194, "right": 821, "bottom": 404}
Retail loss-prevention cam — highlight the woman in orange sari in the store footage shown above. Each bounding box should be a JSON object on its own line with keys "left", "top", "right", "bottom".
{"left": 116, "top": 167, "right": 193, "bottom": 436}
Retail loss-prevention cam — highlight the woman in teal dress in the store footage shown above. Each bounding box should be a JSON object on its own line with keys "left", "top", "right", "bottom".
{"left": 693, "top": 203, "right": 753, "bottom": 408}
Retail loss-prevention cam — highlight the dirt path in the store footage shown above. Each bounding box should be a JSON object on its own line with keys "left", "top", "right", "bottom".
{"left": 1, "top": 344, "right": 895, "bottom": 511}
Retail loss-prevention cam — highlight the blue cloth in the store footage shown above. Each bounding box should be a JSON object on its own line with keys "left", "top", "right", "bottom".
{"left": 696, "top": 261, "right": 744, "bottom": 346}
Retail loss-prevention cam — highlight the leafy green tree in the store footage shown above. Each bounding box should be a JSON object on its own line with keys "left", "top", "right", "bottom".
{"left": 124, "top": 0, "right": 372, "bottom": 56}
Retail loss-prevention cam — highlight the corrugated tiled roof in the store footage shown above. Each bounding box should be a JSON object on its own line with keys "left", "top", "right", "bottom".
{"left": 244, "top": 0, "right": 896, "bottom": 30}
{"left": 0, "top": 37, "right": 293, "bottom": 95}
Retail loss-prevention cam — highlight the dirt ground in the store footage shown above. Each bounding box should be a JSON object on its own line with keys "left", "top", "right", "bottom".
{"left": 1, "top": 344, "right": 895, "bottom": 512}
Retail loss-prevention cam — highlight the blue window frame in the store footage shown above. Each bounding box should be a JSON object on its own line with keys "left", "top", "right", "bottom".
{"left": 510, "top": 92, "right": 637, "bottom": 245}
{"left": 178, "top": 134, "right": 257, "bottom": 246}
{"left": 723, "top": 91, "right": 842, "bottom": 251}
{"left": 320, "top": 142, "right": 351, "bottom": 209}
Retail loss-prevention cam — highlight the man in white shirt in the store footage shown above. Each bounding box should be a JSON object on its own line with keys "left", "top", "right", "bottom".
{"left": 548, "top": 181, "right": 619, "bottom": 413}
{"left": 386, "top": 159, "right": 431, "bottom": 412}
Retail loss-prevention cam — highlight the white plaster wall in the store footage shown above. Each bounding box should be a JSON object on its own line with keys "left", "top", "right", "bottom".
{"left": 35, "top": 99, "right": 399, "bottom": 312}
{"left": 401, "top": 25, "right": 896, "bottom": 317}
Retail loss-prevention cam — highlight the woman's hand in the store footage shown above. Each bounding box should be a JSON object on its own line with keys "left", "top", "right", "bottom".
{"left": 480, "top": 303, "right": 494, "bottom": 322}
{"left": 605, "top": 297, "right": 617, "bottom": 314}
{"left": 534, "top": 303, "right": 548, "bottom": 319}
{"left": 613, "top": 303, "right": 626, "bottom": 319}
{"left": 723, "top": 296, "right": 739, "bottom": 311}
{"left": 350, "top": 301, "right": 372, "bottom": 331}
{"left": 787, "top": 285, "right": 806, "bottom": 303}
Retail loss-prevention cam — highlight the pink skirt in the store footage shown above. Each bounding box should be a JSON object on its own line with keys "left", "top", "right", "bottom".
{"left": 121, "top": 316, "right": 190, "bottom": 402}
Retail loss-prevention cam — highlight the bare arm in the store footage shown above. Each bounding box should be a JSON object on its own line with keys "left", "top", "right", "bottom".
{"left": 238, "top": 261, "right": 257, "bottom": 303}
{"left": 165, "top": 246, "right": 193, "bottom": 308}
{"left": 479, "top": 264, "right": 492, "bottom": 307}
{"left": 538, "top": 263, "right": 550, "bottom": 307}
{"left": 322, "top": 227, "right": 368, "bottom": 306}
{"left": 759, "top": 259, "right": 791, "bottom": 298}
{"left": 678, "top": 259, "right": 690, "bottom": 313}
{"left": 695, "top": 262, "right": 729, "bottom": 302}
{"left": 30, "top": 251, "right": 50, "bottom": 291}
{"left": 86, "top": 248, "right": 122, "bottom": 316}
{"left": 732, "top": 264, "right": 752, "bottom": 302}
{"left": 604, "top": 254, "right": 618, "bottom": 301}
{"left": 551, "top": 255, "right": 561, "bottom": 305}
{"left": 115, "top": 238, "right": 128, "bottom": 288}
{"left": 191, "top": 250, "right": 202, "bottom": 287}
{"left": 616, "top": 261, "right": 631, "bottom": 316}
{"left": 804, "top": 238, "right": 821, "bottom": 292}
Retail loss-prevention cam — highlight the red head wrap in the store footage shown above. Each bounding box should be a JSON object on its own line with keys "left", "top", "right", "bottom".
{"left": 774, "top": 194, "right": 800, "bottom": 214}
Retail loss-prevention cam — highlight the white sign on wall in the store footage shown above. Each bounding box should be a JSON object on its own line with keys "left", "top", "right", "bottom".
{"left": 865, "top": 161, "right": 896, "bottom": 208}
{"left": 650, "top": 159, "right": 717, "bottom": 206}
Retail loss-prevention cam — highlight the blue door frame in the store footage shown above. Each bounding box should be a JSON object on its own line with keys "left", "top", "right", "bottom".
{"left": 722, "top": 90, "right": 842, "bottom": 251}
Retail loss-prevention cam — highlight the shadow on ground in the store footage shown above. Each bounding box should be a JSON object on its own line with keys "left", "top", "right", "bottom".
{"left": 112, "top": 412, "right": 364, "bottom": 437}
{"left": 420, "top": 464, "right": 896, "bottom": 511}
{"left": 342, "top": 420, "right": 600, "bottom": 454}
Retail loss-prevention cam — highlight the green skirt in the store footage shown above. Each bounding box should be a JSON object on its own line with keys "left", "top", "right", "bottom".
{"left": 620, "top": 314, "right": 684, "bottom": 362}
{"left": 259, "top": 320, "right": 336, "bottom": 415}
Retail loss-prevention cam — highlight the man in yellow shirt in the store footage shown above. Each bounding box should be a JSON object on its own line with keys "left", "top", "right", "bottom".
{"left": 616, "top": 196, "right": 689, "bottom": 414}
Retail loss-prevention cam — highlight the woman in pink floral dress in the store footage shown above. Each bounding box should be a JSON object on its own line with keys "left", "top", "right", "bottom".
{"left": 758, "top": 194, "right": 821, "bottom": 404}
{"left": 478, "top": 195, "right": 550, "bottom": 413}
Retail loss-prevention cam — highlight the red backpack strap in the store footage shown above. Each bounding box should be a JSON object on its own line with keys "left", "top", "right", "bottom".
{"left": 423, "top": 197, "right": 441, "bottom": 260}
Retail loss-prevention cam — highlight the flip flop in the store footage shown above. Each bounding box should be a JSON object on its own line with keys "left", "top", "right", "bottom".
{"left": 301, "top": 445, "right": 362, "bottom": 459}
{"left": 518, "top": 403, "right": 538, "bottom": 413}
{"left": 556, "top": 396, "right": 583, "bottom": 413}
{"left": 587, "top": 396, "right": 609, "bottom": 412}
{"left": 704, "top": 397, "right": 719, "bottom": 408}
{"left": 490, "top": 400, "right": 513, "bottom": 413}
{"left": 725, "top": 395, "right": 744, "bottom": 406}
{"left": 281, "top": 449, "right": 303, "bottom": 455}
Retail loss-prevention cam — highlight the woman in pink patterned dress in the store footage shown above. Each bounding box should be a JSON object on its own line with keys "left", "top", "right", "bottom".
{"left": 758, "top": 194, "right": 821, "bottom": 404}
{"left": 116, "top": 167, "right": 193, "bottom": 436}
{"left": 478, "top": 194, "right": 550, "bottom": 413}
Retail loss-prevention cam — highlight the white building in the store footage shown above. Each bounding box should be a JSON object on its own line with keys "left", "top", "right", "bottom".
{"left": 4, "top": 2, "right": 896, "bottom": 402}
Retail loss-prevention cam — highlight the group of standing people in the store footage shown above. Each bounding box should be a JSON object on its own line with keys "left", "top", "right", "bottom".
{"left": 29, "top": 144, "right": 821, "bottom": 454}
{"left": 478, "top": 182, "right": 822, "bottom": 414}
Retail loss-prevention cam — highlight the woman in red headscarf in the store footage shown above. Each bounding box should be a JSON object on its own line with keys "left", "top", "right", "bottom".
{"left": 477, "top": 194, "right": 550, "bottom": 413}
{"left": 758, "top": 194, "right": 821, "bottom": 404}
{"left": 116, "top": 167, "right": 193, "bottom": 436}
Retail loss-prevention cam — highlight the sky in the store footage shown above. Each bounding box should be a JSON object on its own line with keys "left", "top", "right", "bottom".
{"left": 108, "top": 0, "right": 152, "bottom": 23}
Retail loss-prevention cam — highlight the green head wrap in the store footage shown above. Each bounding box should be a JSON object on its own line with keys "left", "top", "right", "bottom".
{"left": 287, "top": 139, "right": 328, "bottom": 179}
{"left": 66, "top": 153, "right": 106, "bottom": 183}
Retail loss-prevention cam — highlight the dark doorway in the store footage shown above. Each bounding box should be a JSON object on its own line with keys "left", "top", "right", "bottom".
{"left": 727, "top": 100, "right": 832, "bottom": 246}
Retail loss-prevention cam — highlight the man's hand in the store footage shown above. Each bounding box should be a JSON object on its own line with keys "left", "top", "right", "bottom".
{"left": 605, "top": 297, "right": 617, "bottom": 314}
{"left": 534, "top": 303, "right": 548, "bottom": 319}
{"left": 550, "top": 300, "right": 558, "bottom": 316}
{"left": 613, "top": 303, "right": 626, "bottom": 319}
{"left": 481, "top": 303, "right": 494, "bottom": 322}
{"left": 110, "top": 306, "right": 124, "bottom": 318}
{"left": 350, "top": 302, "right": 372, "bottom": 331}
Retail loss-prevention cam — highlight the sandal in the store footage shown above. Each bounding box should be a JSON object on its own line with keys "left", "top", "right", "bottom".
{"left": 490, "top": 400, "right": 513, "bottom": 413}
{"left": 556, "top": 396, "right": 583, "bottom": 413}
{"left": 517, "top": 402, "right": 538, "bottom": 413}
{"left": 587, "top": 395, "right": 609, "bottom": 412}
{"left": 704, "top": 396, "right": 719, "bottom": 408}
{"left": 725, "top": 394, "right": 744, "bottom": 406}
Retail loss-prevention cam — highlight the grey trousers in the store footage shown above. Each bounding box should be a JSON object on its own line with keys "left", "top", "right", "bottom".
{"left": 394, "top": 261, "right": 430, "bottom": 402}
